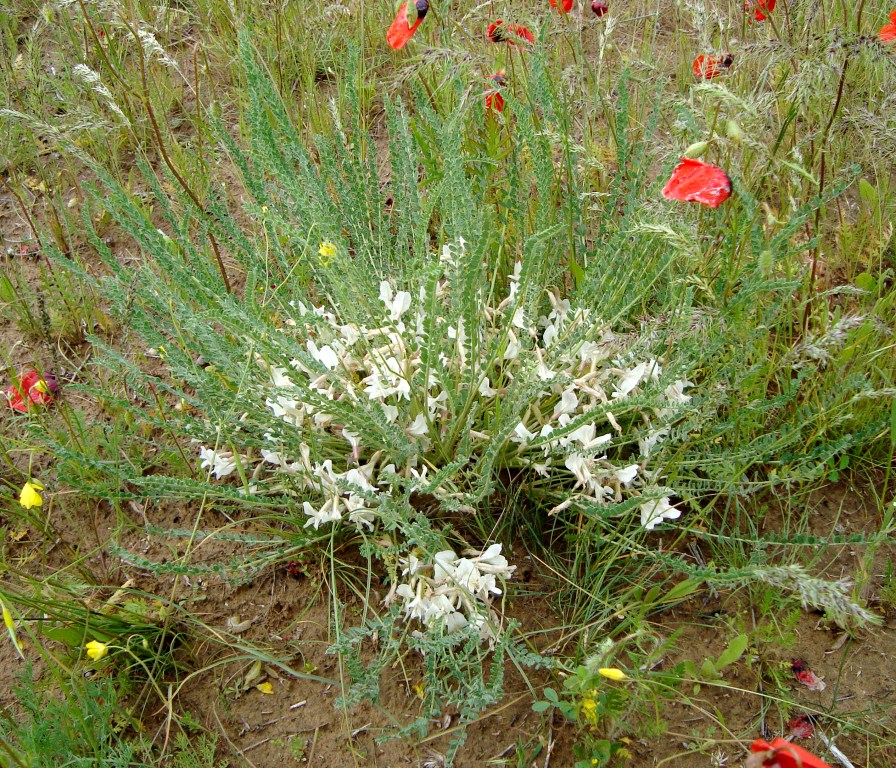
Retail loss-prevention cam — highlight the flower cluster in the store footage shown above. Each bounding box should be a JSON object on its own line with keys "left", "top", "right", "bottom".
{"left": 195, "top": 238, "right": 693, "bottom": 634}
{"left": 390, "top": 544, "right": 516, "bottom": 641}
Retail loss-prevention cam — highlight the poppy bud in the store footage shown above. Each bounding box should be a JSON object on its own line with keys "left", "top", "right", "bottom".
{"left": 592, "top": 0, "right": 609, "bottom": 16}
{"left": 725, "top": 119, "right": 744, "bottom": 143}
{"left": 683, "top": 140, "right": 710, "bottom": 158}
{"left": 414, "top": 0, "right": 429, "bottom": 20}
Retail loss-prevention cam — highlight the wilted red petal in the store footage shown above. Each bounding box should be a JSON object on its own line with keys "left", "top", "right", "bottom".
{"left": 5, "top": 370, "right": 58, "bottom": 412}
{"left": 786, "top": 714, "right": 817, "bottom": 740}
{"left": 662, "top": 158, "right": 732, "bottom": 208}
{"left": 550, "top": 0, "right": 574, "bottom": 11}
{"left": 791, "top": 659, "right": 826, "bottom": 692}
{"left": 387, "top": 2, "right": 425, "bottom": 50}
{"left": 750, "top": 738, "right": 833, "bottom": 768}
{"left": 592, "top": 0, "right": 609, "bottom": 16}
{"left": 692, "top": 54, "right": 733, "bottom": 79}
{"left": 4, "top": 385, "right": 27, "bottom": 413}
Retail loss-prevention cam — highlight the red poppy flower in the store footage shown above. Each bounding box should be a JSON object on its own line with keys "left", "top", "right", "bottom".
{"left": 5, "top": 370, "right": 59, "bottom": 413}
{"left": 386, "top": 0, "right": 429, "bottom": 50}
{"left": 486, "top": 19, "right": 534, "bottom": 46}
{"left": 485, "top": 72, "right": 507, "bottom": 112}
{"left": 749, "top": 738, "right": 833, "bottom": 768}
{"left": 692, "top": 53, "right": 734, "bottom": 79}
{"left": 791, "top": 658, "right": 826, "bottom": 691}
{"left": 744, "top": 0, "right": 775, "bottom": 22}
{"left": 880, "top": 9, "right": 896, "bottom": 43}
{"left": 591, "top": 1, "right": 608, "bottom": 16}
{"left": 662, "top": 158, "right": 732, "bottom": 208}
{"left": 550, "top": 0, "right": 574, "bottom": 12}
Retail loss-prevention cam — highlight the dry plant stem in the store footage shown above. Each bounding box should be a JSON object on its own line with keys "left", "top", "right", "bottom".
{"left": 855, "top": 0, "right": 868, "bottom": 33}
{"left": 1, "top": 174, "right": 43, "bottom": 247}
{"left": 76, "top": 0, "right": 136, "bottom": 104}
{"left": 118, "top": 17, "right": 232, "bottom": 294}
{"left": 212, "top": 704, "right": 260, "bottom": 768}
{"left": 145, "top": 381, "right": 197, "bottom": 478}
{"left": 803, "top": 54, "right": 850, "bottom": 331}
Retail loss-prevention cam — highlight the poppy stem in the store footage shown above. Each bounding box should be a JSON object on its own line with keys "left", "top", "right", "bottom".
{"left": 803, "top": 54, "right": 850, "bottom": 331}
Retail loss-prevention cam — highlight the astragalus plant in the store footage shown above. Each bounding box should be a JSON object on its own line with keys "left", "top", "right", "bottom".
{"left": 39, "top": 31, "right": 874, "bottom": 747}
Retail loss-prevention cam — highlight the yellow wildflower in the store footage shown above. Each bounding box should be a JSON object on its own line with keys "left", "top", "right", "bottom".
{"left": 85, "top": 640, "right": 109, "bottom": 660}
{"left": 598, "top": 667, "right": 628, "bottom": 681}
{"left": 580, "top": 695, "right": 598, "bottom": 725}
{"left": 19, "top": 480, "right": 43, "bottom": 509}
{"left": 256, "top": 682, "right": 274, "bottom": 694}
{"left": 1, "top": 599, "right": 24, "bottom": 659}
{"left": 318, "top": 241, "right": 337, "bottom": 266}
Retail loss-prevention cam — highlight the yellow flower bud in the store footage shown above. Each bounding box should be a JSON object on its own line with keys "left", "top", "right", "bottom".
{"left": 19, "top": 481, "right": 44, "bottom": 510}
{"left": 598, "top": 667, "right": 628, "bottom": 681}
{"left": 85, "top": 640, "right": 109, "bottom": 660}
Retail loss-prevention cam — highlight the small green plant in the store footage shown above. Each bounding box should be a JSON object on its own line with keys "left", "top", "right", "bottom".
{"left": 0, "top": 668, "right": 152, "bottom": 767}
{"left": 170, "top": 732, "right": 228, "bottom": 768}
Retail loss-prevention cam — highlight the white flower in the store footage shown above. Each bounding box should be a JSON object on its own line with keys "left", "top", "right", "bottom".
{"left": 406, "top": 413, "right": 429, "bottom": 437}
{"left": 339, "top": 323, "right": 361, "bottom": 345}
{"left": 346, "top": 499, "right": 376, "bottom": 531}
{"left": 664, "top": 378, "right": 692, "bottom": 404}
{"left": 565, "top": 454, "right": 594, "bottom": 489}
{"left": 536, "top": 359, "right": 556, "bottom": 381}
{"left": 639, "top": 496, "right": 681, "bottom": 530}
{"left": 379, "top": 281, "right": 412, "bottom": 322}
{"left": 612, "top": 359, "right": 661, "bottom": 399}
{"left": 261, "top": 449, "right": 284, "bottom": 466}
{"left": 199, "top": 447, "right": 237, "bottom": 479}
{"left": 362, "top": 357, "right": 411, "bottom": 400}
{"left": 343, "top": 428, "right": 361, "bottom": 457}
{"left": 307, "top": 340, "right": 339, "bottom": 370}
{"left": 268, "top": 364, "right": 295, "bottom": 388}
{"left": 471, "top": 543, "right": 511, "bottom": 572}
{"left": 342, "top": 468, "right": 374, "bottom": 492}
{"left": 302, "top": 500, "right": 342, "bottom": 529}
{"left": 504, "top": 331, "right": 520, "bottom": 360}
{"left": 433, "top": 550, "right": 458, "bottom": 581}
{"left": 553, "top": 388, "right": 578, "bottom": 419}
{"left": 512, "top": 421, "right": 537, "bottom": 445}
{"left": 614, "top": 464, "right": 639, "bottom": 485}
{"left": 478, "top": 377, "right": 498, "bottom": 398}
{"left": 381, "top": 404, "right": 399, "bottom": 422}
{"left": 638, "top": 426, "right": 669, "bottom": 457}
{"left": 508, "top": 261, "right": 522, "bottom": 300}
